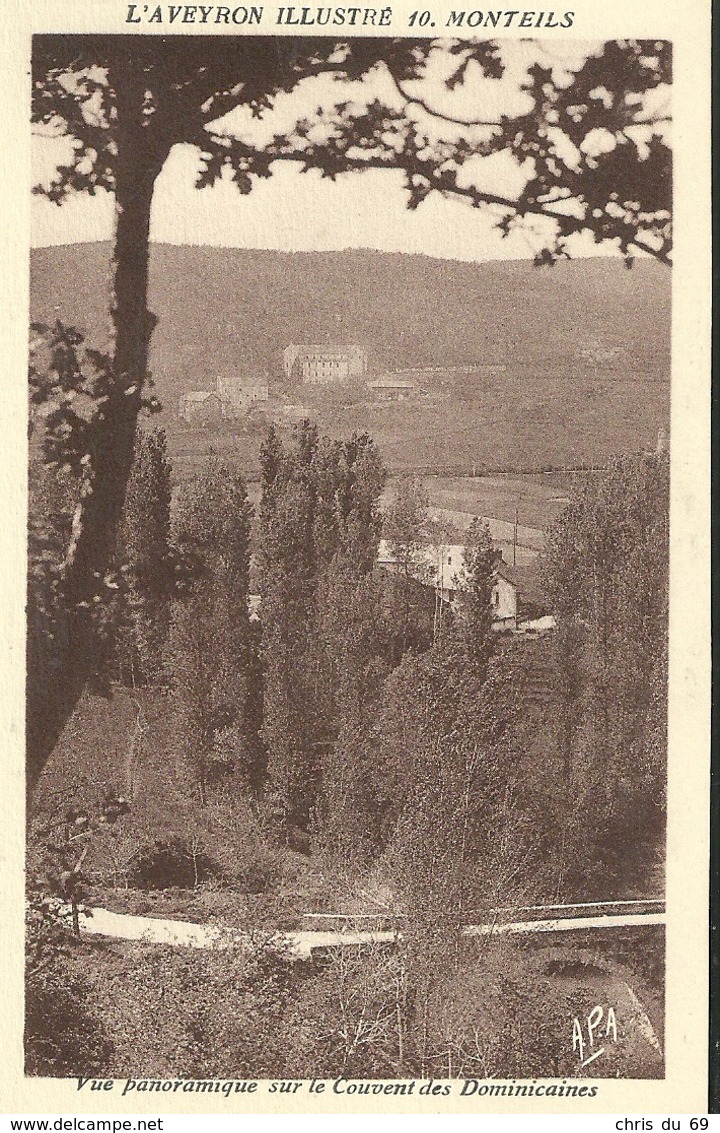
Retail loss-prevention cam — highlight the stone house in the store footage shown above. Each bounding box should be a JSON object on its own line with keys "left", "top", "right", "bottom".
{"left": 216, "top": 375, "right": 269, "bottom": 417}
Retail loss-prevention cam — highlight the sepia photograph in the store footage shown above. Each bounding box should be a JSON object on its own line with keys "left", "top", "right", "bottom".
{"left": 9, "top": 19, "right": 706, "bottom": 1107}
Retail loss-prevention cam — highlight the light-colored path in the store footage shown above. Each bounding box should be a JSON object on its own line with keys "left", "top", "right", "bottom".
{"left": 463, "top": 912, "right": 666, "bottom": 938}
{"left": 81, "top": 906, "right": 243, "bottom": 949}
{"left": 79, "top": 903, "right": 665, "bottom": 960}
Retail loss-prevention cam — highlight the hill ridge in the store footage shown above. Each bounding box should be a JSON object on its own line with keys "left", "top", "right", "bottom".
{"left": 31, "top": 242, "right": 671, "bottom": 377}
{"left": 30, "top": 243, "right": 670, "bottom": 477}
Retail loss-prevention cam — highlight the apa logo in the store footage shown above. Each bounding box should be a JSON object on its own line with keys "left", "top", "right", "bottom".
{"left": 571, "top": 1004, "right": 618, "bottom": 1068}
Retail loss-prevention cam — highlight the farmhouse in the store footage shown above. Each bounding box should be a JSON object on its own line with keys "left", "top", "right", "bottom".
{"left": 178, "top": 391, "right": 223, "bottom": 424}
{"left": 283, "top": 344, "right": 367, "bottom": 384}
{"left": 216, "top": 375, "right": 269, "bottom": 416}
{"left": 376, "top": 540, "right": 519, "bottom": 630}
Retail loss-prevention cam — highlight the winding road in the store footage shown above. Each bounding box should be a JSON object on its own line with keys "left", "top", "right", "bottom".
{"left": 78, "top": 899, "right": 665, "bottom": 960}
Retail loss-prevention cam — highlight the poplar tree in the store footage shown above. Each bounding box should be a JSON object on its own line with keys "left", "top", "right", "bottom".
{"left": 114, "top": 426, "right": 173, "bottom": 687}
{"left": 542, "top": 451, "right": 669, "bottom": 890}
{"left": 258, "top": 425, "right": 385, "bottom": 833}
{"left": 168, "top": 457, "right": 257, "bottom": 802}
{"left": 457, "top": 517, "right": 500, "bottom": 679}
{"left": 311, "top": 560, "right": 390, "bottom": 868}
{"left": 382, "top": 476, "right": 433, "bottom": 662}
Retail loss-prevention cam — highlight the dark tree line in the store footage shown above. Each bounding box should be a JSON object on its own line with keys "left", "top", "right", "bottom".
{"left": 258, "top": 423, "right": 397, "bottom": 832}
{"left": 540, "top": 452, "right": 669, "bottom": 893}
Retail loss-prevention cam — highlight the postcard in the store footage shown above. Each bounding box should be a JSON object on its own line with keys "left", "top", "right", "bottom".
{"left": 0, "top": 0, "right": 712, "bottom": 1116}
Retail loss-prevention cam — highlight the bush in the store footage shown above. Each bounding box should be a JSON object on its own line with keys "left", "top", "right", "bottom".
{"left": 81, "top": 941, "right": 300, "bottom": 1078}
{"left": 26, "top": 961, "right": 114, "bottom": 1077}
{"left": 128, "top": 836, "right": 222, "bottom": 890}
{"left": 25, "top": 896, "right": 113, "bottom": 1078}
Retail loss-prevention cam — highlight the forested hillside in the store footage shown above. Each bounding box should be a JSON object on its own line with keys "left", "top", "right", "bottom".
{"left": 31, "top": 244, "right": 670, "bottom": 377}
{"left": 31, "top": 245, "right": 671, "bottom": 477}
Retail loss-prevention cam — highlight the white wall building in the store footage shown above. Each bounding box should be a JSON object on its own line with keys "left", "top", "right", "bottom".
{"left": 376, "top": 540, "right": 518, "bottom": 629}
{"left": 283, "top": 344, "right": 367, "bottom": 384}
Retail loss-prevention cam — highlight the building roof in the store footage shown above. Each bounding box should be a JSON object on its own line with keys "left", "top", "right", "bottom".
{"left": 378, "top": 540, "right": 522, "bottom": 594}
{"left": 181, "top": 391, "right": 218, "bottom": 403}
{"left": 494, "top": 559, "right": 519, "bottom": 587}
{"left": 368, "top": 378, "right": 416, "bottom": 389}
{"left": 286, "top": 344, "right": 364, "bottom": 354}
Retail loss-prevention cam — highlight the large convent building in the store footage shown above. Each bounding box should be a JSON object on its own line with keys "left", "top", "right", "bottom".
{"left": 283, "top": 344, "right": 367, "bottom": 384}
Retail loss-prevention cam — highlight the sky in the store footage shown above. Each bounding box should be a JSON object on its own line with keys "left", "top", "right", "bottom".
{"left": 30, "top": 39, "right": 663, "bottom": 263}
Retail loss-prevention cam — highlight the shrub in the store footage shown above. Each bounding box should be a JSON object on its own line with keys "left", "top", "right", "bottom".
{"left": 25, "top": 895, "right": 113, "bottom": 1078}
{"left": 128, "top": 836, "right": 222, "bottom": 891}
{"left": 26, "top": 961, "right": 114, "bottom": 1077}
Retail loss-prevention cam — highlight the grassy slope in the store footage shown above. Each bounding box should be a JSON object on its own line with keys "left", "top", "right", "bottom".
{"left": 32, "top": 686, "right": 335, "bottom": 926}
{"left": 31, "top": 244, "right": 671, "bottom": 477}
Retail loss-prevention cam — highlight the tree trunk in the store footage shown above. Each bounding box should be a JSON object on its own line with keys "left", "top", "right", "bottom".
{"left": 26, "top": 50, "right": 166, "bottom": 803}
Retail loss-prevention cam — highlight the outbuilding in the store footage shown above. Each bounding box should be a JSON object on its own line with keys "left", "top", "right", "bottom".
{"left": 367, "top": 377, "right": 417, "bottom": 402}
{"left": 178, "top": 391, "right": 223, "bottom": 424}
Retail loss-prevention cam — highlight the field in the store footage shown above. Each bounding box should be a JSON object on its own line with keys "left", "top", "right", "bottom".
{"left": 411, "top": 473, "right": 569, "bottom": 532}
{"left": 297, "top": 369, "right": 668, "bottom": 478}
